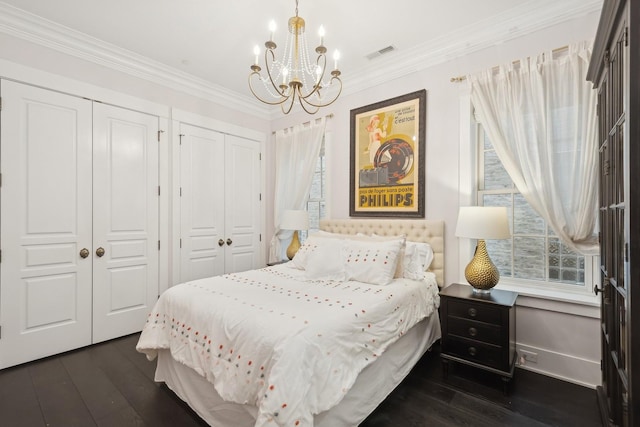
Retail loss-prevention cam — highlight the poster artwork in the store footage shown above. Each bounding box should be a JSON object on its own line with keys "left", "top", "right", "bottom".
{"left": 357, "top": 103, "right": 417, "bottom": 210}
{"left": 350, "top": 89, "right": 425, "bottom": 217}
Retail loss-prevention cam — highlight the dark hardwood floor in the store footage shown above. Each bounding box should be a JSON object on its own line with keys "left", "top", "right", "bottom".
{"left": 0, "top": 334, "right": 601, "bottom": 426}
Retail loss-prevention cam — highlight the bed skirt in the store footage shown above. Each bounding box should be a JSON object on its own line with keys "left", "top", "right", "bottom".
{"left": 154, "top": 313, "right": 441, "bottom": 427}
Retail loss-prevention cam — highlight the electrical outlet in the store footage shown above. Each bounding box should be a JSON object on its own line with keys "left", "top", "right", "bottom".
{"left": 519, "top": 349, "right": 538, "bottom": 363}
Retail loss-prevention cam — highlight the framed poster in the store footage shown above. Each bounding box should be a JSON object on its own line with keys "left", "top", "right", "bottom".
{"left": 349, "top": 89, "right": 426, "bottom": 217}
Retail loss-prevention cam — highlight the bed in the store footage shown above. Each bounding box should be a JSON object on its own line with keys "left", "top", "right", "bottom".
{"left": 137, "top": 219, "right": 444, "bottom": 426}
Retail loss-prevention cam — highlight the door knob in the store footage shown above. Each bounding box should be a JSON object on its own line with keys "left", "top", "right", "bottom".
{"left": 218, "top": 239, "right": 225, "bottom": 247}
{"left": 226, "top": 238, "right": 233, "bottom": 246}
{"left": 79, "top": 248, "right": 90, "bottom": 259}
{"left": 96, "top": 247, "right": 105, "bottom": 257}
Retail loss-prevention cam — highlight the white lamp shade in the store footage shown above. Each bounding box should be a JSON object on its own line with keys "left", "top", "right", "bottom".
{"left": 455, "top": 206, "right": 510, "bottom": 240}
{"left": 280, "top": 210, "right": 309, "bottom": 231}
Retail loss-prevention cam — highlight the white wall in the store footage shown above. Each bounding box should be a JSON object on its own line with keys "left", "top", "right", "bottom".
{"left": 0, "top": 9, "right": 602, "bottom": 387}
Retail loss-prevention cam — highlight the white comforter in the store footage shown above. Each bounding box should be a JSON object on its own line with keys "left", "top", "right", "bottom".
{"left": 136, "top": 264, "right": 439, "bottom": 427}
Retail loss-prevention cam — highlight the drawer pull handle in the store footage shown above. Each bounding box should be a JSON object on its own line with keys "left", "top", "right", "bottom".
{"left": 468, "top": 347, "right": 477, "bottom": 356}
{"left": 468, "top": 327, "right": 478, "bottom": 337}
{"left": 468, "top": 307, "right": 477, "bottom": 317}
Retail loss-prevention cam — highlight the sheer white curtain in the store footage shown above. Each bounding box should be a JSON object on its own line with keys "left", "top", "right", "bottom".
{"left": 469, "top": 41, "right": 599, "bottom": 255}
{"left": 269, "top": 117, "right": 326, "bottom": 262}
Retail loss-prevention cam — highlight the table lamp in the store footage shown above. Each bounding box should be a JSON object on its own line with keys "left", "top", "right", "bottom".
{"left": 455, "top": 206, "right": 511, "bottom": 293}
{"left": 280, "top": 210, "right": 309, "bottom": 260}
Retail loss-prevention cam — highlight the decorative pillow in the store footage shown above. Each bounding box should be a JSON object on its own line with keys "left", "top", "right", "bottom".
{"left": 291, "top": 234, "right": 329, "bottom": 270}
{"left": 295, "top": 232, "right": 406, "bottom": 268}
{"left": 402, "top": 241, "right": 434, "bottom": 280}
{"left": 369, "top": 233, "right": 406, "bottom": 278}
{"left": 370, "top": 234, "right": 433, "bottom": 280}
{"left": 342, "top": 237, "right": 405, "bottom": 285}
{"left": 304, "top": 238, "right": 347, "bottom": 281}
{"left": 325, "top": 232, "right": 407, "bottom": 278}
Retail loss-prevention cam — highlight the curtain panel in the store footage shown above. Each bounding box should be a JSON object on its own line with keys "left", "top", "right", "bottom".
{"left": 269, "top": 117, "right": 326, "bottom": 263}
{"left": 469, "top": 41, "right": 599, "bottom": 255}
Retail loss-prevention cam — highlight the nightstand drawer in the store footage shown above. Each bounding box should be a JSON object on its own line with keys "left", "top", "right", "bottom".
{"left": 448, "top": 316, "right": 502, "bottom": 345}
{"left": 448, "top": 300, "right": 501, "bottom": 325}
{"left": 446, "top": 336, "right": 504, "bottom": 370}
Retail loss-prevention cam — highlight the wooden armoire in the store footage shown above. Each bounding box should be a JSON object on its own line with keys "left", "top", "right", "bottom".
{"left": 587, "top": 0, "right": 639, "bottom": 425}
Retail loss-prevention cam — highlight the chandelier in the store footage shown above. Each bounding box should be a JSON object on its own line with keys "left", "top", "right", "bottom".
{"left": 248, "top": 0, "right": 342, "bottom": 114}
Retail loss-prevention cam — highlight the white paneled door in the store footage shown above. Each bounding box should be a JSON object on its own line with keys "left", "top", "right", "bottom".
{"left": 179, "top": 124, "right": 261, "bottom": 282}
{"left": 92, "top": 103, "right": 159, "bottom": 343}
{"left": 223, "top": 135, "right": 262, "bottom": 274}
{"left": 0, "top": 81, "right": 159, "bottom": 368}
{"left": 0, "top": 81, "right": 93, "bottom": 368}
{"left": 180, "top": 124, "right": 226, "bottom": 280}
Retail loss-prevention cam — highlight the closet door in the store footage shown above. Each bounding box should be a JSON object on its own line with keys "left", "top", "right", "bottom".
{"left": 0, "top": 81, "right": 93, "bottom": 369}
{"left": 179, "top": 125, "right": 261, "bottom": 281}
{"left": 224, "top": 135, "right": 262, "bottom": 273}
{"left": 92, "top": 103, "right": 159, "bottom": 343}
{"left": 179, "top": 124, "right": 226, "bottom": 281}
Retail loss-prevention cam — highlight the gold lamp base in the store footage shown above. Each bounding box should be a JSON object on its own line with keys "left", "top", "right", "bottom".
{"left": 286, "top": 230, "right": 301, "bottom": 260}
{"left": 464, "top": 239, "right": 500, "bottom": 293}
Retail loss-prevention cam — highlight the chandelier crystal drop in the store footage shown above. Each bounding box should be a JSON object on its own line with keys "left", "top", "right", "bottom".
{"left": 248, "top": 0, "right": 342, "bottom": 114}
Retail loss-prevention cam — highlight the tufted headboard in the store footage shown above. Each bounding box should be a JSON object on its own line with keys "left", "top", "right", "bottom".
{"left": 319, "top": 219, "right": 444, "bottom": 287}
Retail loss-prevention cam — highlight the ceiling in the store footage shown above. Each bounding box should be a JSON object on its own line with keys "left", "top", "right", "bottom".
{"left": 0, "top": 0, "right": 602, "bottom": 116}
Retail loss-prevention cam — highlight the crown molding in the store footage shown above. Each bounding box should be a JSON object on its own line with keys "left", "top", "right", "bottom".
{"left": 343, "top": 0, "right": 603, "bottom": 96}
{"left": 0, "top": 1, "right": 601, "bottom": 120}
{"left": 0, "top": 2, "right": 272, "bottom": 120}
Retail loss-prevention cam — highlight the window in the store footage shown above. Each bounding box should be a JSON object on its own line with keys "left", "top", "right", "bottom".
{"left": 477, "top": 124, "right": 594, "bottom": 294}
{"left": 301, "top": 135, "right": 327, "bottom": 239}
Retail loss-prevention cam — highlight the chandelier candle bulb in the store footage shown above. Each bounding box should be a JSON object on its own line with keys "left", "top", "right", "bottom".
{"left": 269, "top": 20, "right": 276, "bottom": 41}
{"left": 253, "top": 46, "right": 260, "bottom": 66}
{"left": 333, "top": 50, "right": 340, "bottom": 70}
{"left": 319, "top": 25, "right": 325, "bottom": 46}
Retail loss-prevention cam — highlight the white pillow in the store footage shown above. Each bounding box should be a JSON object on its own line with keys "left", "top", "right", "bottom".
{"left": 304, "top": 239, "right": 347, "bottom": 281}
{"left": 369, "top": 233, "right": 406, "bottom": 278}
{"left": 402, "top": 241, "right": 434, "bottom": 280}
{"left": 295, "top": 232, "right": 406, "bottom": 269}
{"left": 342, "top": 237, "right": 405, "bottom": 285}
{"left": 370, "top": 234, "right": 433, "bottom": 280}
{"left": 291, "top": 234, "right": 327, "bottom": 269}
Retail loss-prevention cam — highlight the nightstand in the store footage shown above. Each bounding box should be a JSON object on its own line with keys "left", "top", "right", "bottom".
{"left": 439, "top": 283, "right": 518, "bottom": 394}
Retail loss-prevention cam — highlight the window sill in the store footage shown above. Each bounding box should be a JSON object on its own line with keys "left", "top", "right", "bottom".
{"left": 493, "top": 281, "right": 600, "bottom": 319}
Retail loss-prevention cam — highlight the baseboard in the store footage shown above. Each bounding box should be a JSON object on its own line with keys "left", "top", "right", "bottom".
{"left": 515, "top": 343, "right": 600, "bottom": 388}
